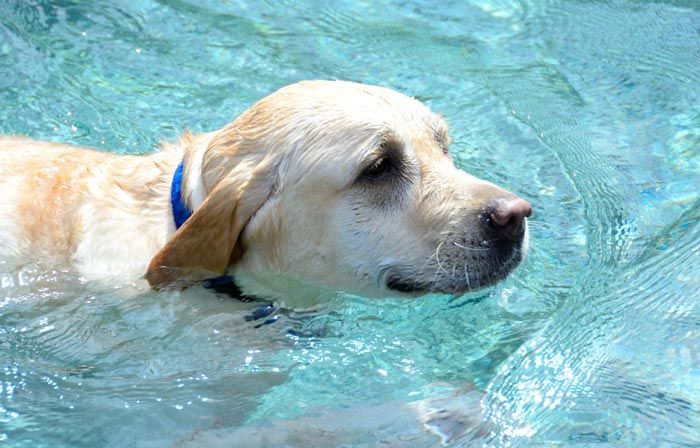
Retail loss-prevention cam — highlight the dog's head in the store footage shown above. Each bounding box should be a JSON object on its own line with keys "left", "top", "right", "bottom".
{"left": 146, "top": 80, "right": 531, "bottom": 298}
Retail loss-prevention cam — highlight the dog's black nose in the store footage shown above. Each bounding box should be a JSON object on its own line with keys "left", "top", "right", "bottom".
{"left": 487, "top": 198, "right": 532, "bottom": 240}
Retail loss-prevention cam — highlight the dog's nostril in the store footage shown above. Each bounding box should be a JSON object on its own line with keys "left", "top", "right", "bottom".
{"left": 487, "top": 198, "right": 532, "bottom": 240}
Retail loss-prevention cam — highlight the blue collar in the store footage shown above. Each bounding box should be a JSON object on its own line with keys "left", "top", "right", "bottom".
{"left": 170, "top": 161, "right": 193, "bottom": 229}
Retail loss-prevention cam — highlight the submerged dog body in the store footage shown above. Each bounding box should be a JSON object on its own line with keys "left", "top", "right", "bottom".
{"left": 0, "top": 80, "right": 530, "bottom": 300}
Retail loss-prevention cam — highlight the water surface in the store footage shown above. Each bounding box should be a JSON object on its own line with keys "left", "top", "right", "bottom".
{"left": 0, "top": 0, "right": 698, "bottom": 446}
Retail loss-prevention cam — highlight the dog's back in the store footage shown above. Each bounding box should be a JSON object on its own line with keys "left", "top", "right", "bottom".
{"left": 0, "top": 136, "right": 173, "bottom": 278}
{"left": 0, "top": 137, "right": 92, "bottom": 262}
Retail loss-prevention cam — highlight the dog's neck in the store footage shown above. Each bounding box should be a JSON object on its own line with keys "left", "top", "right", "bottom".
{"left": 163, "top": 131, "right": 256, "bottom": 302}
{"left": 177, "top": 131, "right": 214, "bottom": 211}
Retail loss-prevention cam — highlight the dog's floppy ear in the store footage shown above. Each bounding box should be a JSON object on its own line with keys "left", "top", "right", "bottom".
{"left": 145, "top": 160, "right": 274, "bottom": 289}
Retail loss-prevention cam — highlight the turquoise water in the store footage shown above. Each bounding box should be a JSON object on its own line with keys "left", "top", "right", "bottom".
{"left": 1, "top": 0, "right": 699, "bottom": 446}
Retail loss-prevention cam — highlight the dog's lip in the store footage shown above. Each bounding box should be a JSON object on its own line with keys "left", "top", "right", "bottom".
{"left": 385, "top": 275, "right": 501, "bottom": 295}
{"left": 385, "top": 276, "right": 429, "bottom": 294}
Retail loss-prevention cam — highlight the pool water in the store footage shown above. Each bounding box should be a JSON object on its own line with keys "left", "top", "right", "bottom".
{"left": 1, "top": 0, "right": 698, "bottom": 446}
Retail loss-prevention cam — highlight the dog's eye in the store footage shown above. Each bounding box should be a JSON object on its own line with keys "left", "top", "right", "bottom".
{"left": 362, "top": 157, "right": 394, "bottom": 180}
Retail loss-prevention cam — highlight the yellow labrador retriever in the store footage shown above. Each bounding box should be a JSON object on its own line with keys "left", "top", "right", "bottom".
{"left": 0, "top": 80, "right": 531, "bottom": 300}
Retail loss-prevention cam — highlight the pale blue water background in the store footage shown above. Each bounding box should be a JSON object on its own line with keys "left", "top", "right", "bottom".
{"left": 0, "top": 0, "right": 699, "bottom": 446}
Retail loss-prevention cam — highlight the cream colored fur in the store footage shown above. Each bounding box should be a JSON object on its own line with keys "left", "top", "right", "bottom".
{"left": 0, "top": 80, "right": 528, "bottom": 302}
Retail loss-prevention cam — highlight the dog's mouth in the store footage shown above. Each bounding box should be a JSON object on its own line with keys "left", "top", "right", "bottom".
{"left": 385, "top": 272, "right": 506, "bottom": 295}
{"left": 386, "top": 276, "right": 440, "bottom": 295}
{"left": 384, "top": 234, "right": 527, "bottom": 295}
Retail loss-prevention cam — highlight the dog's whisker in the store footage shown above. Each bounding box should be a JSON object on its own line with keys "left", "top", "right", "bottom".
{"left": 464, "top": 263, "right": 471, "bottom": 292}
{"left": 452, "top": 241, "right": 490, "bottom": 252}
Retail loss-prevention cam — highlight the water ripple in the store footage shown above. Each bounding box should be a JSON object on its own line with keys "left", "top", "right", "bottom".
{"left": 0, "top": 0, "right": 698, "bottom": 446}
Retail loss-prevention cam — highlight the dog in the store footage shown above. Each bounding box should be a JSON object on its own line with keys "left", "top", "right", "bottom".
{"left": 0, "top": 80, "right": 531, "bottom": 302}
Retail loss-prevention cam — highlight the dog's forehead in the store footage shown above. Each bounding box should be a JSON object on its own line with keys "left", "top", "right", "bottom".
{"left": 276, "top": 80, "right": 438, "bottom": 130}
{"left": 254, "top": 81, "right": 449, "bottom": 179}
